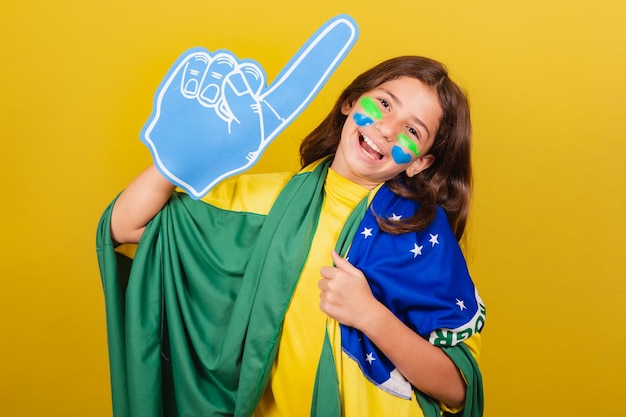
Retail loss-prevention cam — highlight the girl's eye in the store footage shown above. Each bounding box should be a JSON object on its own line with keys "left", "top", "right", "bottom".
{"left": 408, "top": 126, "right": 420, "bottom": 140}
{"left": 378, "top": 98, "right": 390, "bottom": 110}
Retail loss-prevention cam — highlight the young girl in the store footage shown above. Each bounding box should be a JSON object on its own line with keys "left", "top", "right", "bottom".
{"left": 98, "top": 56, "right": 484, "bottom": 417}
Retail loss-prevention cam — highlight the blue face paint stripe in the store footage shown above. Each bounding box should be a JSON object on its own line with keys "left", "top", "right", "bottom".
{"left": 392, "top": 145, "right": 412, "bottom": 164}
{"left": 353, "top": 113, "right": 374, "bottom": 126}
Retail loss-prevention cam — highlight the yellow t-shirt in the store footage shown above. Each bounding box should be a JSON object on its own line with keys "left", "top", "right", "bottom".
{"left": 200, "top": 164, "right": 482, "bottom": 416}
{"left": 254, "top": 167, "right": 370, "bottom": 416}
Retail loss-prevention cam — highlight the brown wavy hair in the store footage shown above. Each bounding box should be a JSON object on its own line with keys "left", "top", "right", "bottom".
{"left": 300, "top": 56, "right": 472, "bottom": 240}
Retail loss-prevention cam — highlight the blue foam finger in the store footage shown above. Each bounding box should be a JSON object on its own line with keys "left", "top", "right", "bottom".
{"left": 141, "top": 49, "right": 246, "bottom": 195}
{"left": 261, "top": 15, "right": 359, "bottom": 144}
{"left": 140, "top": 15, "right": 359, "bottom": 198}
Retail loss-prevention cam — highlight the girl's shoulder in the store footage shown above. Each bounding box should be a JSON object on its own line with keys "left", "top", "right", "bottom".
{"left": 374, "top": 185, "right": 455, "bottom": 235}
{"left": 198, "top": 171, "right": 295, "bottom": 215}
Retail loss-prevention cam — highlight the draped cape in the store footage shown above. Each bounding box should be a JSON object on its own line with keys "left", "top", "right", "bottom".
{"left": 96, "top": 159, "right": 483, "bottom": 417}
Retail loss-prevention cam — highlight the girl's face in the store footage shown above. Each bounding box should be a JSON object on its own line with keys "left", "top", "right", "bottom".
{"left": 331, "top": 76, "right": 442, "bottom": 189}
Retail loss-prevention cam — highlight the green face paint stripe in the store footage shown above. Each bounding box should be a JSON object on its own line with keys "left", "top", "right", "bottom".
{"left": 360, "top": 97, "right": 382, "bottom": 120}
{"left": 397, "top": 133, "right": 420, "bottom": 157}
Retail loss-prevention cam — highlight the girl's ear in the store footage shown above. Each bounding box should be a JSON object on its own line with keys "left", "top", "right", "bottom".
{"left": 341, "top": 99, "right": 355, "bottom": 115}
{"left": 405, "top": 155, "right": 435, "bottom": 177}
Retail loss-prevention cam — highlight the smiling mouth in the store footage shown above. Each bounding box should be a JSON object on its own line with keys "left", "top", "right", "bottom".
{"left": 359, "top": 133, "right": 384, "bottom": 160}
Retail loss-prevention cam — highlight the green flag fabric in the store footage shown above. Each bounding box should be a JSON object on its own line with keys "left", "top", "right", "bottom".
{"left": 96, "top": 158, "right": 483, "bottom": 417}
{"left": 97, "top": 159, "right": 351, "bottom": 416}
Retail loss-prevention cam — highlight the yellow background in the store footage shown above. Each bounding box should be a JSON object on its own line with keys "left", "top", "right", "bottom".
{"left": 1, "top": 0, "right": 625, "bottom": 415}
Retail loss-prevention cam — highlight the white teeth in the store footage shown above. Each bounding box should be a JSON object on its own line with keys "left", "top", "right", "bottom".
{"left": 362, "top": 135, "right": 383, "bottom": 154}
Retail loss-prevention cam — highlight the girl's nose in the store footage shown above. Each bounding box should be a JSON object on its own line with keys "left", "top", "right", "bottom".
{"left": 375, "top": 117, "right": 396, "bottom": 141}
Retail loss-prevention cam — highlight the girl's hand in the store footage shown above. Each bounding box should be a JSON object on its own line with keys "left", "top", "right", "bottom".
{"left": 318, "top": 250, "right": 382, "bottom": 328}
{"left": 319, "top": 252, "right": 468, "bottom": 408}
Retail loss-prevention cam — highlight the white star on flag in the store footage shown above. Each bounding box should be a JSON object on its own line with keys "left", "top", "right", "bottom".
{"left": 455, "top": 298, "right": 467, "bottom": 311}
{"left": 429, "top": 233, "right": 439, "bottom": 247}
{"left": 410, "top": 243, "right": 423, "bottom": 258}
{"left": 361, "top": 227, "right": 373, "bottom": 239}
{"left": 365, "top": 352, "right": 376, "bottom": 364}
{"left": 388, "top": 213, "right": 403, "bottom": 221}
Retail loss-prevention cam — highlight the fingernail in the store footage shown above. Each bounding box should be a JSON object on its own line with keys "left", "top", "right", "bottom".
{"left": 183, "top": 79, "right": 199, "bottom": 95}
{"left": 200, "top": 84, "right": 219, "bottom": 103}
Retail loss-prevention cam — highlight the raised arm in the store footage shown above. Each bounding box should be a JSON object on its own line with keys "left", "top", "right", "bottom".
{"left": 110, "top": 165, "right": 176, "bottom": 244}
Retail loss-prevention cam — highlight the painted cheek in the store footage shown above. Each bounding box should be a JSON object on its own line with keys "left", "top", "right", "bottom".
{"left": 360, "top": 97, "right": 382, "bottom": 120}
{"left": 397, "top": 133, "right": 420, "bottom": 157}
{"left": 353, "top": 113, "right": 374, "bottom": 126}
{"left": 392, "top": 146, "right": 412, "bottom": 164}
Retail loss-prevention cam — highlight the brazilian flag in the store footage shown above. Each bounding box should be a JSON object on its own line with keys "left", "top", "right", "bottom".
{"left": 96, "top": 159, "right": 483, "bottom": 417}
